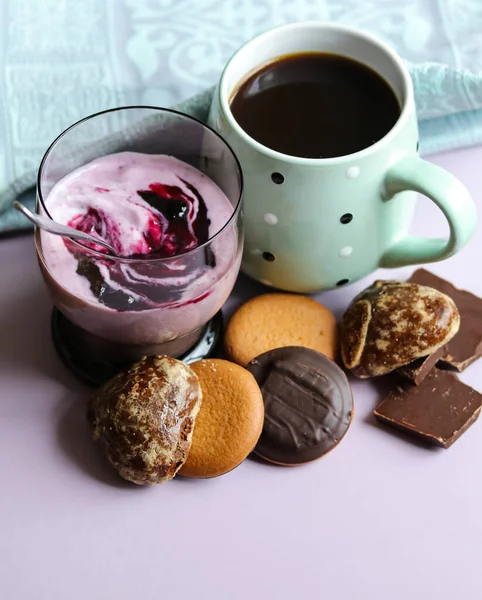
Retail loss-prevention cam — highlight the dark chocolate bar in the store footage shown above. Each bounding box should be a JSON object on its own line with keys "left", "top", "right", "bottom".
{"left": 374, "top": 369, "right": 482, "bottom": 449}
{"left": 397, "top": 345, "right": 446, "bottom": 385}
{"left": 409, "top": 269, "right": 482, "bottom": 371}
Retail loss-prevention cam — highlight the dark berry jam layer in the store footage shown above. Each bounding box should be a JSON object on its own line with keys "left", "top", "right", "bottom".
{"left": 66, "top": 181, "right": 216, "bottom": 311}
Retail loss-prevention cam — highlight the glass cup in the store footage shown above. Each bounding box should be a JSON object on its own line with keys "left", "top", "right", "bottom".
{"left": 35, "top": 107, "right": 243, "bottom": 372}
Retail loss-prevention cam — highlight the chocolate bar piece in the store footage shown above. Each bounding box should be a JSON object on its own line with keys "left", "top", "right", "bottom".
{"left": 409, "top": 269, "right": 482, "bottom": 371}
{"left": 374, "top": 369, "right": 482, "bottom": 448}
{"left": 397, "top": 345, "right": 446, "bottom": 385}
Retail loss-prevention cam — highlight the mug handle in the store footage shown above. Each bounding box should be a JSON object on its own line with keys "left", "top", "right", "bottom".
{"left": 379, "top": 156, "right": 477, "bottom": 268}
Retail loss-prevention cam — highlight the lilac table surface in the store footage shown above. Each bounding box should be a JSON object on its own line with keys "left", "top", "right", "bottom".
{"left": 1, "top": 147, "right": 482, "bottom": 600}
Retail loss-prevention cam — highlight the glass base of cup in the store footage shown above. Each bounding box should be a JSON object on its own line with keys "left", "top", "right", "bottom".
{"left": 51, "top": 308, "right": 224, "bottom": 387}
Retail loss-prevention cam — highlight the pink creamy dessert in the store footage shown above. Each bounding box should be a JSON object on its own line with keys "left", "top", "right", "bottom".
{"left": 38, "top": 152, "right": 241, "bottom": 350}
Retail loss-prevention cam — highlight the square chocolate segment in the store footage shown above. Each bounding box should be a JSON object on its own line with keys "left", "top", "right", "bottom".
{"left": 373, "top": 369, "right": 482, "bottom": 448}
{"left": 409, "top": 269, "right": 482, "bottom": 371}
{"left": 397, "top": 345, "right": 446, "bottom": 385}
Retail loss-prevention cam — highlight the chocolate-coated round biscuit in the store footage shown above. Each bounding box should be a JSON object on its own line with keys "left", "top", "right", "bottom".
{"left": 246, "top": 346, "right": 353, "bottom": 465}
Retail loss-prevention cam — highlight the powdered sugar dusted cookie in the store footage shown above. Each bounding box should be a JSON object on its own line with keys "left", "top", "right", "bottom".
{"left": 341, "top": 280, "right": 460, "bottom": 378}
{"left": 87, "top": 355, "right": 202, "bottom": 485}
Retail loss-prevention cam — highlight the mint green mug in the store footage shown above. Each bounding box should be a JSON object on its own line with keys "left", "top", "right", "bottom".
{"left": 208, "top": 22, "right": 477, "bottom": 292}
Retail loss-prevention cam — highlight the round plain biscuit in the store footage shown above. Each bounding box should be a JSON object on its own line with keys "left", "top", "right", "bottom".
{"left": 179, "top": 359, "right": 264, "bottom": 478}
{"left": 224, "top": 293, "right": 339, "bottom": 366}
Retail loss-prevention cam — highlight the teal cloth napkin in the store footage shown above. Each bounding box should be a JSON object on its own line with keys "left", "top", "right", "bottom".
{"left": 2, "top": 0, "right": 482, "bottom": 233}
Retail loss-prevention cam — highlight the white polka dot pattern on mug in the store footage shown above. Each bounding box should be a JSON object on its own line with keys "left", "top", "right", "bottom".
{"left": 346, "top": 166, "right": 360, "bottom": 179}
{"left": 264, "top": 213, "right": 278, "bottom": 225}
{"left": 339, "top": 246, "right": 353, "bottom": 258}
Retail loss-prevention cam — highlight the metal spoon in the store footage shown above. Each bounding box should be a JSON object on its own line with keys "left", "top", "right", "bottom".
{"left": 13, "top": 201, "right": 119, "bottom": 257}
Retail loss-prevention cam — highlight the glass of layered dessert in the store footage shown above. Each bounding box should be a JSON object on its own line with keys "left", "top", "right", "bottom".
{"left": 35, "top": 107, "right": 243, "bottom": 383}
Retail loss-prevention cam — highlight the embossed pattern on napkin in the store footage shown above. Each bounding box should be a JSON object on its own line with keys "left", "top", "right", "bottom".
{"left": 1, "top": 0, "right": 482, "bottom": 232}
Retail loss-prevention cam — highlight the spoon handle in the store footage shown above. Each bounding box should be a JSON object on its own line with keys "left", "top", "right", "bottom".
{"left": 13, "top": 201, "right": 119, "bottom": 257}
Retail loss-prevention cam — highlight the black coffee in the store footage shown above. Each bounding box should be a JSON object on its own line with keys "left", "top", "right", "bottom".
{"left": 230, "top": 52, "right": 400, "bottom": 159}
